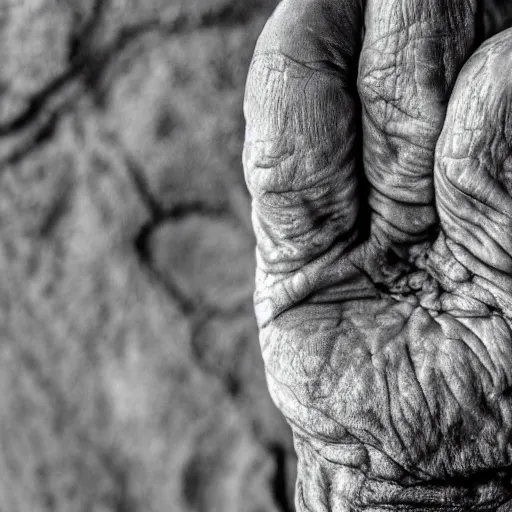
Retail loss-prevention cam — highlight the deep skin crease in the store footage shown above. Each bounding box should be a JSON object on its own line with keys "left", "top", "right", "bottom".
{"left": 244, "top": 1, "right": 512, "bottom": 510}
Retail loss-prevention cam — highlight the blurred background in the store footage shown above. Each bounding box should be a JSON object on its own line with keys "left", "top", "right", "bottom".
{"left": 0, "top": 1, "right": 297, "bottom": 511}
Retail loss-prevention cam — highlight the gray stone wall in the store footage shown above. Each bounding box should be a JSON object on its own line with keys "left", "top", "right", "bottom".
{"left": 0, "top": 1, "right": 295, "bottom": 511}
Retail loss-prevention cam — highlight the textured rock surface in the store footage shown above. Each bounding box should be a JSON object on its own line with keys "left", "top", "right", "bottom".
{"left": 0, "top": 1, "right": 296, "bottom": 511}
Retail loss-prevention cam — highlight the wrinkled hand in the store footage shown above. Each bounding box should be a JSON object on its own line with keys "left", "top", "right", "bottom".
{"left": 243, "top": 1, "right": 512, "bottom": 510}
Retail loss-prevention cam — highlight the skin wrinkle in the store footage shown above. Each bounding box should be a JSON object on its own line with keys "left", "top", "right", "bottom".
{"left": 402, "top": 341, "right": 435, "bottom": 424}
{"left": 380, "top": 360, "right": 410, "bottom": 456}
{"left": 392, "top": 355, "right": 429, "bottom": 456}
{"left": 435, "top": 182, "right": 512, "bottom": 272}
{"left": 243, "top": 0, "right": 512, "bottom": 509}
{"left": 439, "top": 167, "right": 512, "bottom": 222}
{"left": 266, "top": 372, "right": 361, "bottom": 451}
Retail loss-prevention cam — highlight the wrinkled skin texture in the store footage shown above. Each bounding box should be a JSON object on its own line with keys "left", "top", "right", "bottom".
{"left": 243, "top": 0, "right": 512, "bottom": 510}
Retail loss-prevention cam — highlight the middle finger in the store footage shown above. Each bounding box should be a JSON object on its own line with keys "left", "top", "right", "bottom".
{"left": 359, "top": 0, "right": 488, "bottom": 247}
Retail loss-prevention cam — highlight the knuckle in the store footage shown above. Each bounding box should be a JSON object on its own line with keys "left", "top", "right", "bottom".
{"left": 472, "top": 28, "right": 512, "bottom": 83}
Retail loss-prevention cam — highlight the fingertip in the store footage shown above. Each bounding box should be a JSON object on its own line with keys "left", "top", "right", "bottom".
{"left": 254, "top": 0, "right": 363, "bottom": 69}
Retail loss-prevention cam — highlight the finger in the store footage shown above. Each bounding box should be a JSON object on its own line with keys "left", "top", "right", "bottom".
{"left": 358, "top": 0, "right": 486, "bottom": 247}
{"left": 432, "top": 29, "right": 512, "bottom": 316}
{"left": 243, "top": 0, "right": 371, "bottom": 327}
